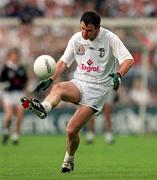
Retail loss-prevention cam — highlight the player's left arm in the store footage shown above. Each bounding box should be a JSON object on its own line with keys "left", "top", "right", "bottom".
{"left": 109, "top": 34, "right": 134, "bottom": 90}
{"left": 117, "top": 58, "right": 134, "bottom": 77}
{"left": 110, "top": 33, "right": 135, "bottom": 75}
{"left": 109, "top": 59, "right": 134, "bottom": 91}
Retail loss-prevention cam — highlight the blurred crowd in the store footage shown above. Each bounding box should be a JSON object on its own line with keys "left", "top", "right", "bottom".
{"left": 0, "top": 0, "right": 156, "bottom": 108}
{"left": 0, "top": 0, "right": 157, "bottom": 18}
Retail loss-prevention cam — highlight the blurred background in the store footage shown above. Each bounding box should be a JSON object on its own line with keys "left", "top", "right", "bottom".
{"left": 0, "top": 0, "right": 157, "bottom": 136}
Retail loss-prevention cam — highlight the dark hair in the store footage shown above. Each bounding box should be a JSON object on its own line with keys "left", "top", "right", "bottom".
{"left": 8, "top": 48, "right": 20, "bottom": 57}
{"left": 80, "top": 11, "right": 101, "bottom": 28}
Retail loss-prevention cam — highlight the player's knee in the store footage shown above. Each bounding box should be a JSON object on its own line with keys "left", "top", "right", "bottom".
{"left": 52, "top": 84, "right": 63, "bottom": 94}
{"left": 52, "top": 84, "right": 60, "bottom": 91}
{"left": 66, "top": 127, "right": 77, "bottom": 139}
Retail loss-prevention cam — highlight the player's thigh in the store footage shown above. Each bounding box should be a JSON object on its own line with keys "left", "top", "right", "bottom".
{"left": 67, "top": 105, "right": 94, "bottom": 134}
{"left": 54, "top": 81, "right": 81, "bottom": 103}
{"left": 3, "top": 102, "right": 14, "bottom": 116}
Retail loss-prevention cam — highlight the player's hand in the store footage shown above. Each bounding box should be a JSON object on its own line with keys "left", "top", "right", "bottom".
{"left": 34, "top": 78, "right": 53, "bottom": 93}
{"left": 109, "top": 72, "right": 122, "bottom": 91}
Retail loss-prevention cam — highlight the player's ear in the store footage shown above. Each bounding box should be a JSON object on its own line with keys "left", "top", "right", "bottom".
{"left": 95, "top": 25, "right": 100, "bottom": 35}
{"left": 96, "top": 25, "right": 100, "bottom": 31}
{"left": 95, "top": 25, "right": 100, "bottom": 33}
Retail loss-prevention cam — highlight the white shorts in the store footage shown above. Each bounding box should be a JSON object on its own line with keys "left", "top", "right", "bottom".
{"left": 71, "top": 79, "right": 113, "bottom": 114}
{"left": 2, "top": 91, "right": 24, "bottom": 106}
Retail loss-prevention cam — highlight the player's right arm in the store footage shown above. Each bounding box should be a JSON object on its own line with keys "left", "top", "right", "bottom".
{"left": 34, "top": 60, "right": 68, "bottom": 93}
{"left": 50, "top": 60, "right": 67, "bottom": 81}
{"left": 51, "top": 35, "right": 75, "bottom": 81}
{"left": 34, "top": 36, "right": 75, "bottom": 93}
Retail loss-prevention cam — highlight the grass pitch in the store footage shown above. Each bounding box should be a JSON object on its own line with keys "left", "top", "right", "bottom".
{"left": 0, "top": 134, "right": 157, "bottom": 180}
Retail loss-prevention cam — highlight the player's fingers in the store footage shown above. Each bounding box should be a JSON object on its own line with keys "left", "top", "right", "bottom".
{"left": 34, "top": 86, "right": 41, "bottom": 93}
{"left": 108, "top": 73, "right": 114, "bottom": 77}
{"left": 42, "top": 84, "right": 50, "bottom": 91}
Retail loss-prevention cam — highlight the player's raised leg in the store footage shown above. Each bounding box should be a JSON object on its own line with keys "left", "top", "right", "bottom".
{"left": 21, "top": 81, "right": 80, "bottom": 118}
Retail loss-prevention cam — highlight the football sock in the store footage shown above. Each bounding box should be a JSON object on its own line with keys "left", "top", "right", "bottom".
{"left": 11, "top": 133, "right": 19, "bottom": 141}
{"left": 41, "top": 101, "right": 52, "bottom": 112}
{"left": 86, "top": 131, "right": 94, "bottom": 140}
{"left": 105, "top": 132, "right": 113, "bottom": 142}
{"left": 63, "top": 152, "right": 74, "bottom": 163}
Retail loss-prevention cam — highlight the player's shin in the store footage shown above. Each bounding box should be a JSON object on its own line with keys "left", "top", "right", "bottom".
{"left": 44, "top": 94, "right": 61, "bottom": 109}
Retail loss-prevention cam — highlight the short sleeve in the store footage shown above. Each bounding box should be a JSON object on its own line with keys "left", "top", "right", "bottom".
{"left": 110, "top": 34, "right": 133, "bottom": 64}
{"left": 60, "top": 37, "right": 75, "bottom": 67}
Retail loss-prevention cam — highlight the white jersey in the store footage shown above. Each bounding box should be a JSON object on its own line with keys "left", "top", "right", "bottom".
{"left": 61, "top": 27, "right": 133, "bottom": 85}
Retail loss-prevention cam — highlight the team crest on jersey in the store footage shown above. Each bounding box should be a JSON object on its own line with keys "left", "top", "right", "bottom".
{"left": 98, "top": 48, "right": 105, "bottom": 58}
{"left": 76, "top": 45, "right": 85, "bottom": 55}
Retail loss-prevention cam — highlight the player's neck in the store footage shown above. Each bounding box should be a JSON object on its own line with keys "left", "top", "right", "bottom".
{"left": 90, "top": 29, "right": 100, "bottom": 41}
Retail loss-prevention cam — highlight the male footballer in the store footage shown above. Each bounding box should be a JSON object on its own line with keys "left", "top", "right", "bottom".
{"left": 21, "top": 11, "right": 134, "bottom": 173}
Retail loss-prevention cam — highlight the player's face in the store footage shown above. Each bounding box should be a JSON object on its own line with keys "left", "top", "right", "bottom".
{"left": 80, "top": 21, "right": 100, "bottom": 41}
{"left": 9, "top": 52, "right": 19, "bottom": 63}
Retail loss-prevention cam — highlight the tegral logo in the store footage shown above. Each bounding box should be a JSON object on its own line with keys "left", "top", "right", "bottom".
{"left": 81, "top": 64, "right": 99, "bottom": 72}
{"left": 87, "top": 58, "right": 93, "bottom": 65}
